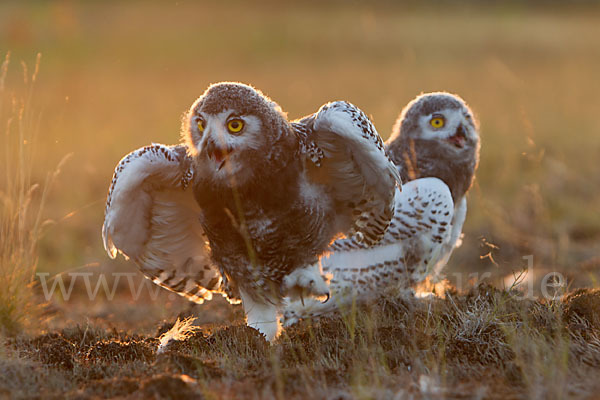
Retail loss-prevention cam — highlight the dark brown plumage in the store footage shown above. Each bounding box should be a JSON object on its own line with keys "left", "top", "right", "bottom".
{"left": 183, "top": 82, "right": 399, "bottom": 339}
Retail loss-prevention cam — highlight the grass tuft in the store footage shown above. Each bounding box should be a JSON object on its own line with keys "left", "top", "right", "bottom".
{"left": 0, "top": 52, "right": 69, "bottom": 336}
{"left": 157, "top": 317, "right": 201, "bottom": 354}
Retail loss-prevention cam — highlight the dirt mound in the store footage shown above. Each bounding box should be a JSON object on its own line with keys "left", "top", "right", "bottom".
{"left": 84, "top": 377, "right": 140, "bottom": 398}
{"left": 28, "top": 333, "right": 76, "bottom": 370}
{"left": 155, "top": 353, "right": 223, "bottom": 379}
{"left": 138, "top": 375, "right": 201, "bottom": 400}
{"left": 5, "top": 286, "right": 600, "bottom": 399}
{"left": 85, "top": 339, "right": 155, "bottom": 364}
{"left": 564, "top": 288, "right": 600, "bottom": 330}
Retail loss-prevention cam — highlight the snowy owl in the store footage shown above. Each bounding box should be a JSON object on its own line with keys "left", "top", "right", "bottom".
{"left": 283, "top": 92, "right": 480, "bottom": 324}
{"left": 102, "top": 82, "right": 400, "bottom": 341}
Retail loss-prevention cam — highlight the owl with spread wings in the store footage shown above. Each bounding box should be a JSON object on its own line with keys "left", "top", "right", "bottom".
{"left": 102, "top": 82, "right": 400, "bottom": 340}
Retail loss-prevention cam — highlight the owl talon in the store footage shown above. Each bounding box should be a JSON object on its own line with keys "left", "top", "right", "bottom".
{"left": 353, "top": 232, "right": 364, "bottom": 243}
{"left": 283, "top": 264, "right": 329, "bottom": 301}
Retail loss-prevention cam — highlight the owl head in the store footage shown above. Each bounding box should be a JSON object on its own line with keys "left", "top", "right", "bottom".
{"left": 389, "top": 92, "right": 480, "bottom": 154}
{"left": 386, "top": 92, "right": 481, "bottom": 200}
{"left": 183, "top": 82, "right": 293, "bottom": 186}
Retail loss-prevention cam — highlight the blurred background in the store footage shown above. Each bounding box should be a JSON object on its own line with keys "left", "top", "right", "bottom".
{"left": 1, "top": 0, "right": 599, "bottom": 332}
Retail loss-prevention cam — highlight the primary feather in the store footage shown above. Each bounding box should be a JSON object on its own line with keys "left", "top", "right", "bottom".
{"left": 102, "top": 143, "right": 237, "bottom": 304}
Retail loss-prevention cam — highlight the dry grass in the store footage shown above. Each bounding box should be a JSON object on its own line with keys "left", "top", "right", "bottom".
{"left": 0, "top": 52, "right": 71, "bottom": 335}
{"left": 1, "top": 1, "right": 600, "bottom": 398}
{"left": 2, "top": 285, "right": 600, "bottom": 399}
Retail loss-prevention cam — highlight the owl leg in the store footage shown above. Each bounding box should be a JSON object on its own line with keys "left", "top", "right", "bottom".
{"left": 282, "top": 262, "right": 330, "bottom": 302}
{"left": 239, "top": 289, "right": 280, "bottom": 342}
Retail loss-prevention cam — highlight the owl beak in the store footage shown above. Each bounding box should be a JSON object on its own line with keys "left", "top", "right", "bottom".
{"left": 205, "top": 138, "right": 233, "bottom": 171}
{"left": 447, "top": 124, "right": 467, "bottom": 148}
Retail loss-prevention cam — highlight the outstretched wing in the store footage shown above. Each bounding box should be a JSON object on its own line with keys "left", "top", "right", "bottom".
{"left": 283, "top": 177, "right": 454, "bottom": 325}
{"left": 293, "top": 101, "right": 401, "bottom": 246}
{"left": 102, "top": 144, "right": 238, "bottom": 304}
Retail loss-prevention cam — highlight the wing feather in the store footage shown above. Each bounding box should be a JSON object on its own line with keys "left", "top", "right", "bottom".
{"left": 102, "top": 144, "right": 237, "bottom": 304}
{"left": 294, "top": 101, "right": 401, "bottom": 246}
{"left": 430, "top": 196, "right": 467, "bottom": 281}
{"left": 283, "top": 177, "right": 455, "bottom": 325}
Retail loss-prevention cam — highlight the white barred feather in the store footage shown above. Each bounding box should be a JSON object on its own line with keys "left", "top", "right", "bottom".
{"left": 282, "top": 92, "right": 480, "bottom": 326}
{"left": 102, "top": 143, "right": 236, "bottom": 304}
{"left": 283, "top": 178, "right": 455, "bottom": 325}
{"left": 296, "top": 101, "right": 401, "bottom": 246}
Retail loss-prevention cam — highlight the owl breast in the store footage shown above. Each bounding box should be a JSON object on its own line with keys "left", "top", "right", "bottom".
{"left": 193, "top": 167, "right": 336, "bottom": 297}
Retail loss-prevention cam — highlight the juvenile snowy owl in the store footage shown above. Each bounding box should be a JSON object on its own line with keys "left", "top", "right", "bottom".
{"left": 283, "top": 92, "right": 480, "bottom": 324}
{"left": 102, "top": 82, "right": 400, "bottom": 340}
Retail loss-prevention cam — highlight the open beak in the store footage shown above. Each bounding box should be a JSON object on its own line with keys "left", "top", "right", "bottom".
{"left": 206, "top": 140, "right": 233, "bottom": 171}
{"left": 447, "top": 124, "right": 467, "bottom": 149}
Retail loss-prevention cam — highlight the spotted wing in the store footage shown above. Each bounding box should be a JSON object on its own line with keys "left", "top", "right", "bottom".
{"left": 293, "top": 101, "right": 401, "bottom": 246}
{"left": 283, "top": 177, "right": 454, "bottom": 325}
{"left": 430, "top": 196, "right": 467, "bottom": 281}
{"left": 102, "top": 144, "right": 238, "bottom": 304}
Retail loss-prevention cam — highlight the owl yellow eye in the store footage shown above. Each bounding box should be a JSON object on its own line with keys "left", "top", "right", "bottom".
{"left": 197, "top": 119, "right": 205, "bottom": 132}
{"left": 430, "top": 116, "right": 445, "bottom": 128}
{"left": 227, "top": 119, "right": 244, "bottom": 134}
